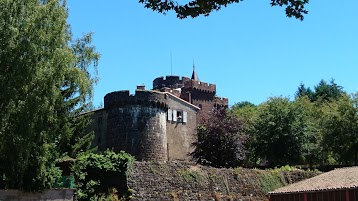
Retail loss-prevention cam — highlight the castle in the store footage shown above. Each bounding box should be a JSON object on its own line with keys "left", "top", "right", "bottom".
{"left": 90, "top": 68, "right": 228, "bottom": 161}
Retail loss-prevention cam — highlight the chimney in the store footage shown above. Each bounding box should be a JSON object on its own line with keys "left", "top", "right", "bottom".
{"left": 136, "top": 85, "right": 145, "bottom": 90}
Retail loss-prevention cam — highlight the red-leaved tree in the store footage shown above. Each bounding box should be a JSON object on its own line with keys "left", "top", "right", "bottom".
{"left": 191, "top": 108, "right": 249, "bottom": 168}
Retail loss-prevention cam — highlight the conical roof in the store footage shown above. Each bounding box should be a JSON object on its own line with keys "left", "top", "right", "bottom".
{"left": 191, "top": 64, "right": 199, "bottom": 81}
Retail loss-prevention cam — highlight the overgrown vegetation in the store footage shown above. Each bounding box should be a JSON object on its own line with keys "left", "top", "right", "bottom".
{"left": 177, "top": 169, "right": 205, "bottom": 183}
{"left": 72, "top": 150, "right": 134, "bottom": 201}
{"left": 257, "top": 166, "right": 319, "bottom": 194}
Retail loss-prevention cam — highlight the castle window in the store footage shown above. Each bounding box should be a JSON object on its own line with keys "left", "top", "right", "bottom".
{"left": 171, "top": 110, "right": 186, "bottom": 123}
{"left": 177, "top": 111, "right": 182, "bottom": 122}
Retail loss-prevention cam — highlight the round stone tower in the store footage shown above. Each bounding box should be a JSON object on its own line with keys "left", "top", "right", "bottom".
{"left": 104, "top": 90, "right": 168, "bottom": 161}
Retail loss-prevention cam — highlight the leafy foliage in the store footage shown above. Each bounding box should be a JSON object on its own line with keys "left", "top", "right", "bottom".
{"left": 231, "top": 101, "right": 259, "bottom": 166}
{"left": 320, "top": 94, "right": 358, "bottom": 165}
{"left": 229, "top": 79, "right": 358, "bottom": 167}
{"left": 292, "top": 96, "right": 320, "bottom": 166}
{"left": 0, "top": 0, "right": 99, "bottom": 191}
{"left": 72, "top": 150, "right": 134, "bottom": 201}
{"left": 191, "top": 108, "right": 249, "bottom": 168}
{"left": 139, "top": 0, "right": 309, "bottom": 20}
{"left": 254, "top": 97, "right": 303, "bottom": 166}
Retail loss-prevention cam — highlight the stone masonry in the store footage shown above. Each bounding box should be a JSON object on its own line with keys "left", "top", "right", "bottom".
{"left": 89, "top": 69, "right": 228, "bottom": 161}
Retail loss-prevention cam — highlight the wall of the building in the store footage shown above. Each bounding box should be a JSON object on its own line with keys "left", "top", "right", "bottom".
{"left": 0, "top": 189, "right": 74, "bottom": 201}
{"left": 269, "top": 189, "right": 358, "bottom": 201}
{"left": 180, "top": 80, "right": 228, "bottom": 123}
{"left": 89, "top": 109, "right": 108, "bottom": 151}
{"left": 100, "top": 90, "right": 169, "bottom": 161}
{"left": 89, "top": 89, "right": 198, "bottom": 162}
{"left": 153, "top": 76, "right": 190, "bottom": 90}
{"left": 192, "top": 99, "right": 216, "bottom": 122}
{"left": 106, "top": 106, "right": 167, "bottom": 161}
{"left": 165, "top": 95, "right": 198, "bottom": 161}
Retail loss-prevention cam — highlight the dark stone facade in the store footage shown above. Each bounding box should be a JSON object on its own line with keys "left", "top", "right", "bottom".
{"left": 89, "top": 71, "right": 228, "bottom": 161}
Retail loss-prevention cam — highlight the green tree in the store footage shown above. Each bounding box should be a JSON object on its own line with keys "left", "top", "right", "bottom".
{"left": 296, "top": 79, "right": 345, "bottom": 102}
{"left": 254, "top": 97, "right": 311, "bottom": 166}
{"left": 191, "top": 108, "right": 249, "bottom": 168}
{"left": 320, "top": 94, "right": 358, "bottom": 165}
{"left": 292, "top": 96, "right": 320, "bottom": 167}
{"left": 139, "top": 0, "right": 309, "bottom": 20}
{"left": 231, "top": 101, "right": 259, "bottom": 166}
{"left": 0, "top": 0, "right": 99, "bottom": 191}
{"left": 313, "top": 79, "right": 344, "bottom": 102}
{"left": 56, "top": 33, "right": 99, "bottom": 158}
{"left": 295, "top": 83, "right": 314, "bottom": 100}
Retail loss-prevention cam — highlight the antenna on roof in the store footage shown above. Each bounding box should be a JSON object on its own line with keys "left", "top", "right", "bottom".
{"left": 193, "top": 59, "right": 195, "bottom": 70}
{"left": 170, "top": 52, "right": 173, "bottom": 75}
{"left": 191, "top": 59, "right": 199, "bottom": 81}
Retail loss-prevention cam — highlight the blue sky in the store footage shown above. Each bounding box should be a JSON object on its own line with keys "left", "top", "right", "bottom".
{"left": 67, "top": 1, "right": 358, "bottom": 107}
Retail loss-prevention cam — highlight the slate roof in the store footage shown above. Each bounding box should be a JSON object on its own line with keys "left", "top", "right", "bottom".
{"left": 269, "top": 166, "right": 358, "bottom": 195}
{"left": 191, "top": 66, "right": 199, "bottom": 81}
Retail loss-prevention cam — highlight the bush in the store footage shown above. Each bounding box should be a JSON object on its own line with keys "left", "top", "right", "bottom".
{"left": 72, "top": 150, "right": 134, "bottom": 201}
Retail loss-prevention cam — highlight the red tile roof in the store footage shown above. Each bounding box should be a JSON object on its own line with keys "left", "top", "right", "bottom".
{"left": 269, "top": 167, "right": 358, "bottom": 195}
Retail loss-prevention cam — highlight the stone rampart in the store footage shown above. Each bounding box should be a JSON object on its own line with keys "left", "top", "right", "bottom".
{"left": 127, "top": 161, "right": 318, "bottom": 201}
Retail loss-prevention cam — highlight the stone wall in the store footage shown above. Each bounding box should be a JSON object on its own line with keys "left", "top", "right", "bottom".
{"left": 127, "top": 161, "right": 318, "bottom": 201}
{"left": 90, "top": 89, "right": 200, "bottom": 162}
{"left": 0, "top": 189, "right": 74, "bottom": 201}
{"left": 153, "top": 76, "right": 191, "bottom": 90}
{"left": 106, "top": 106, "right": 167, "bottom": 161}
{"left": 103, "top": 90, "right": 168, "bottom": 161}
{"left": 165, "top": 94, "right": 198, "bottom": 161}
{"left": 183, "top": 80, "right": 216, "bottom": 93}
{"left": 89, "top": 109, "right": 108, "bottom": 151}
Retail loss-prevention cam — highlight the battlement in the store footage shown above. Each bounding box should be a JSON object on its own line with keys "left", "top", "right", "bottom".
{"left": 214, "top": 96, "right": 229, "bottom": 106}
{"left": 153, "top": 75, "right": 190, "bottom": 90}
{"left": 104, "top": 90, "right": 167, "bottom": 109}
{"left": 183, "top": 80, "right": 216, "bottom": 93}
{"left": 191, "top": 97, "right": 228, "bottom": 104}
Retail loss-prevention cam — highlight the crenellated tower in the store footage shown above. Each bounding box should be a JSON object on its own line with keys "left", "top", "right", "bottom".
{"left": 104, "top": 90, "right": 168, "bottom": 161}
{"left": 152, "top": 66, "right": 228, "bottom": 122}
